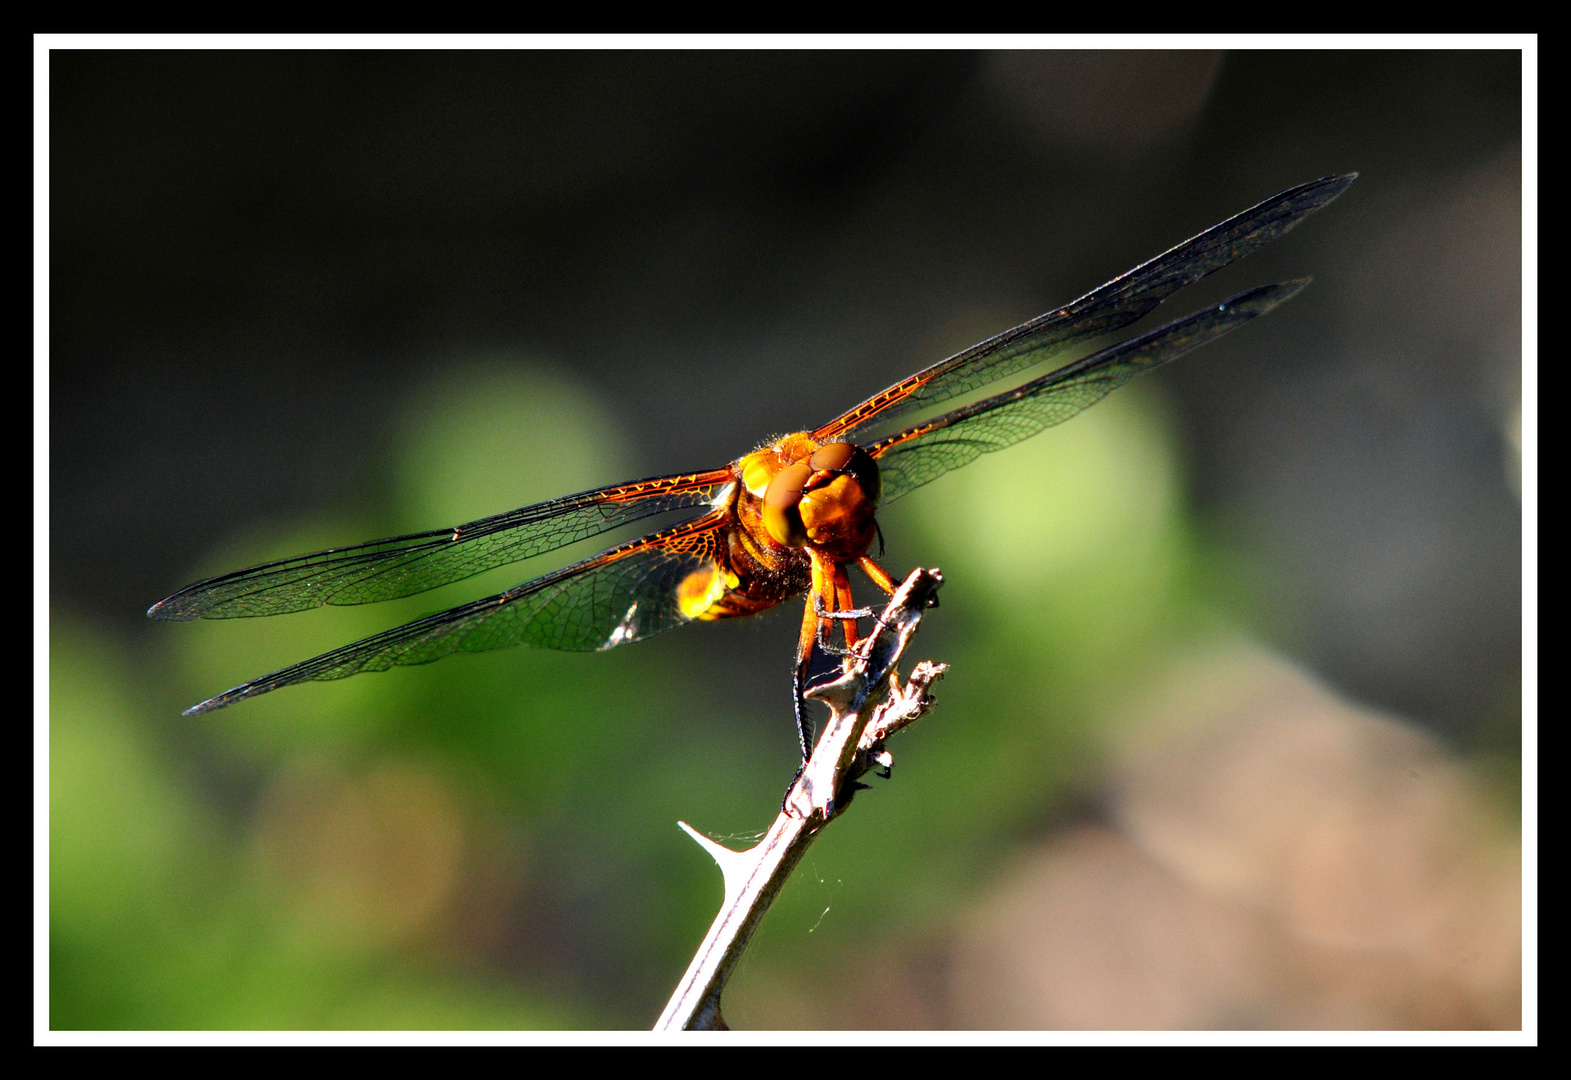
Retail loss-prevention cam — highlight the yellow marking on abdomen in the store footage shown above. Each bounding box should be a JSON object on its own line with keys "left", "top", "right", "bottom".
{"left": 677, "top": 564, "right": 741, "bottom": 621}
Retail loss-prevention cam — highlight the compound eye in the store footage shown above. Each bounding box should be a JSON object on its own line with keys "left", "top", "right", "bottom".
{"left": 761, "top": 462, "right": 813, "bottom": 547}
{"left": 808, "top": 442, "right": 855, "bottom": 473}
{"left": 808, "top": 441, "right": 881, "bottom": 505}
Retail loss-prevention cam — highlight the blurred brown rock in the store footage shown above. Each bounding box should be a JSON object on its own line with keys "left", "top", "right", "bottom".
{"left": 949, "top": 645, "right": 1521, "bottom": 1029}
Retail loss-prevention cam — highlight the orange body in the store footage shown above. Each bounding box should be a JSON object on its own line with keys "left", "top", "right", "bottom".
{"left": 675, "top": 432, "right": 895, "bottom": 750}
{"left": 678, "top": 431, "right": 890, "bottom": 628}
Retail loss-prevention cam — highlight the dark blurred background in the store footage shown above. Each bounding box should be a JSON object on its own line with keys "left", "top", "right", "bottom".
{"left": 49, "top": 49, "right": 1523, "bottom": 1030}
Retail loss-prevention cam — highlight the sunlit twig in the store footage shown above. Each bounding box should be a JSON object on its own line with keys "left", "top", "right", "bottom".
{"left": 655, "top": 568, "right": 947, "bottom": 1031}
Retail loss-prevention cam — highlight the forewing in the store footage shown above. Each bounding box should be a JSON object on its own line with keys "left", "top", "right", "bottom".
{"left": 870, "top": 282, "right": 1307, "bottom": 503}
{"left": 817, "top": 175, "right": 1354, "bottom": 443}
{"left": 183, "top": 511, "right": 732, "bottom": 715}
{"left": 149, "top": 469, "right": 734, "bottom": 621}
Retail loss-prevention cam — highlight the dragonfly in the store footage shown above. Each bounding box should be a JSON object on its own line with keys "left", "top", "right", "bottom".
{"left": 151, "top": 174, "right": 1355, "bottom": 757}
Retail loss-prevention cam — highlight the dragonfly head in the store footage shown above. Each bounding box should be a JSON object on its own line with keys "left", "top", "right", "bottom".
{"left": 761, "top": 441, "right": 880, "bottom": 557}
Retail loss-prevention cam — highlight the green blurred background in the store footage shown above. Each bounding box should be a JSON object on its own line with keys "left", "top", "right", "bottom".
{"left": 48, "top": 49, "right": 1524, "bottom": 1030}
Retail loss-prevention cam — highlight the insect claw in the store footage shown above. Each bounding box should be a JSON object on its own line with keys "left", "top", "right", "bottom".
{"left": 781, "top": 762, "right": 809, "bottom": 815}
{"left": 816, "top": 594, "right": 879, "bottom": 622}
{"left": 813, "top": 600, "right": 874, "bottom": 620}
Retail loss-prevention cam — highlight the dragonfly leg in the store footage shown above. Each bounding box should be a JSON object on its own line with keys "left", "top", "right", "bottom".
{"left": 784, "top": 559, "right": 859, "bottom": 807}
{"left": 808, "top": 550, "right": 843, "bottom": 655}
{"left": 814, "top": 596, "right": 874, "bottom": 620}
{"left": 792, "top": 573, "right": 830, "bottom": 762}
{"left": 833, "top": 562, "right": 861, "bottom": 653}
{"left": 792, "top": 550, "right": 852, "bottom": 760}
{"left": 858, "top": 555, "right": 898, "bottom": 596}
{"left": 791, "top": 661, "right": 813, "bottom": 763}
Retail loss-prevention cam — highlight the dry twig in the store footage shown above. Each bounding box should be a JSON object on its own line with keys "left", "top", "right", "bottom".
{"left": 655, "top": 567, "right": 947, "bottom": 1031}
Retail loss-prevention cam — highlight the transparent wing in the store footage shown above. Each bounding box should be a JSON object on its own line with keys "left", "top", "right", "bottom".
{"left": 183, "top": 511, "right": 733, "bottom": 715}
{"left": 817, "top": 175, "right": 1354, "bottom": 444}
{"left": 870, "top": 282, "right": 1307, "bottom": 503}
{"left": 148, "top": 468, "right": 734, "bottom": 621}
